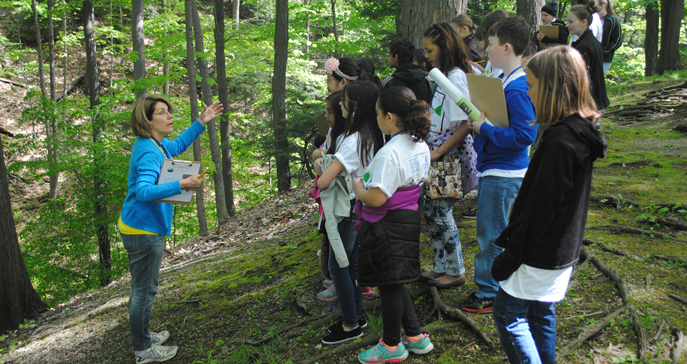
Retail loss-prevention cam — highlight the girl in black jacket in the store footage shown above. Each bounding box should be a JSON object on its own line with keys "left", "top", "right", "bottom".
{"left": 491, "top": 46, "right": 608, "bottom": 364}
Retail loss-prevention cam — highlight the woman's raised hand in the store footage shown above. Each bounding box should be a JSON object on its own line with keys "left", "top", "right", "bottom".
{"left": 199, "top": 101, "right": 224, "bottom": 125}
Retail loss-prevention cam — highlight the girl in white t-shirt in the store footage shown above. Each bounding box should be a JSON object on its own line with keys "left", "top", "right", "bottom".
{"left": 420, "top": 23, "right": 478, "bottom": 289}
{"left": 316, "top": 80, "right": 384, "bottom": 345}
{"left": 354, "top": 86, "right": 433, "bottom": 362}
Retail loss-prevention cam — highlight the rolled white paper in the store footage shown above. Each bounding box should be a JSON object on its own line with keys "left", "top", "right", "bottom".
{"left": 428, "top": 68, "right": 483, "bottom": 122}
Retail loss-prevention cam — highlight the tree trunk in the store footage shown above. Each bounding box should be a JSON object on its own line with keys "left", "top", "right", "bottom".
{"left": 184, "top": 0, "right": 208, "bottom": 235}
{"left": 84, "top": 0, "right": 112, "bottom": 286}
{"left": 305, "top": 0, "right": 310, "bottom": 54}
{"left": 644, "top": 0, "right": 659, "bottom": 76}
{"left": 233, "top": 0, "right": 240, "bottom": 28}
{"left": 191, "top": 1, "right": 229, "bottom": 223}
{"left": 397, "top": 0, "right": 460, "bottom": 47}
{"left": 655, "top": 0, "right": 684, "bottom": 74}
{"left": 456, "top": 0, "right": 467, "bottom": 15}
{"left": 274, "top": 0, "right": 290, "bottom": 194}
{"left": 331, "top": 0, "right": 338, "bottom": 42}
{"left": 162, "top": 0, "right": 170, "bottom": 95}
{"left": 32, "top": 0, "right": 47, "bottom": 98}
{"left": 215, "top": 0, "right": 235, "bottom": 216}
{"left": 132, "top": 0, "right": 147, "bottom": 98}
{"left": 0, "top": 135, "right": 48, "bottom": 332}
{"left": 517, "top": 0, "right": 545, "bottom": 36}
{"left": 63, "top": 1, "right": 68, "bottom": 99}
{"left": 47, "top": 0, "right": 58, "bottom": 199}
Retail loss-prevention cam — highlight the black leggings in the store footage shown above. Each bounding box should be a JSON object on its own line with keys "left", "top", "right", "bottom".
{"left": 378, "top": 284, "right": 422, "bottom": 346}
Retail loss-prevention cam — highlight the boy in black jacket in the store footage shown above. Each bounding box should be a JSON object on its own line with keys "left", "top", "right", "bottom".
{"left": 537, "top": 0, "right": 569, "bottom": 47}
{"left": 382, "top": 39, "right": 432, "bottom": 104}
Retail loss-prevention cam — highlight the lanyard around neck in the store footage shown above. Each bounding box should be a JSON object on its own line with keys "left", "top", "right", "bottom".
{"left": 151, "top": 137, "right": 171, "bottom": 159}
{"left": 389, "top": 129, "right": 407, "bottom": 141}
{"left": 502, "top": 66, "right": 523, "bottom": 85}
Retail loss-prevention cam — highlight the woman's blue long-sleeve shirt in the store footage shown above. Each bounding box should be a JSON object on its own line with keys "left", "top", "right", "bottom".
{"left": 120, "top": 120, "right": 206, "bottom": 235}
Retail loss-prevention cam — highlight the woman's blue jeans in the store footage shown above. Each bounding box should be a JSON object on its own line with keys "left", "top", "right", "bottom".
{"left": 121, "top": 233, "right": 165, "bottom": 351}
{"left": 475, "top": 176, "right": 522, "bottom": 299}
{"left": 328, "top": 212, "right": 363, "bottom": 328}
{"left": 492, "top": 288, "right": 557, "bottom": 364}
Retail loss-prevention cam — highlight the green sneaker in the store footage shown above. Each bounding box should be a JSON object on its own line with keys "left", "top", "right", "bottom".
{"left": 358, "top": 339, "right": 408, "bottom": 363}
{"left": 401, "top": 333, "right": 434, "bottom": 354}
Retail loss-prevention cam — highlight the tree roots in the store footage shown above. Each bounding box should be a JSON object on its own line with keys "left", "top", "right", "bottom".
{"left": 588, "top": 225, "right": 686, "bottom": 243}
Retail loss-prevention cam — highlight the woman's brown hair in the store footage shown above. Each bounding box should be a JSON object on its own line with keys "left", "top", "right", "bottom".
{"left": 423, "top": 23, "right": 473, "bottom": 75}
{"left": 526, "top": 46, "right": 600, "bottom": 125}
{"left": 569, "top": 2, "right": 600, "bottom": 27}
{"left": 131, "top": 96, "right": 173, "bottom": 138}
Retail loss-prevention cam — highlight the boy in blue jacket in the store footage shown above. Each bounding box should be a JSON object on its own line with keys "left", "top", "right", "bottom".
{"left": 462, "top": 17, "right": 538, "bottom": 313}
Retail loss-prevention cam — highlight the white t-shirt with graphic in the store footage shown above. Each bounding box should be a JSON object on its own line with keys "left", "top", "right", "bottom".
{"left": 363, "top": 134, "right": 431, "bottom": 198}
{"left": 430, "top": 68, "right": 470, "bottom": 133}
{"left": 334, "top": 132, "right": 373, "bottom": 199}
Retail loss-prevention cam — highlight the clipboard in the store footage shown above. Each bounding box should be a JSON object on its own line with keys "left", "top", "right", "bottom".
{"left": 155, "top": 159, "right": 202, "bottom": 204}
{"left": 466, "top": 73, "right": 509, "bottom": 128}
{"left": 538, "top": 25, "right": 559, "bottom": 49}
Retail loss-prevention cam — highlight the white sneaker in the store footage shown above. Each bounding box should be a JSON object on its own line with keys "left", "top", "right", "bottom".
{"left": 151, "top": 331, "right": 169, "bottom": 345}
{"left": 135, "top": 345, "right": 178, "bottom": 363}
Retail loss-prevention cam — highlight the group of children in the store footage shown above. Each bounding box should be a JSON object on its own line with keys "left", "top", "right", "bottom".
{"left": 310, "top": 3, "right": 611, "bottom": 363}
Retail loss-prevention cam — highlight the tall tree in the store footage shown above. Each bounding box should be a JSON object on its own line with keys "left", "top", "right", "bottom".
{"left": 655, "top": 0, "right": 684, "bottom": 74}
{"left": 397, "top": 0, "right": 459, "bottom": 46}
{"left": 31, "top": 0, "right": 47, "bottom": 97}
{"left": 517, "top": 0, "right": 545, "bottom": 35}
{"left": 456, "top": 0, "right": 467, "bottom": 15}
{"left": 132, "top": 0, "right": 147, "bottom": 97}
{"left": 273, "top": 0, "right": 290, "bottom": 193}
{"left": 84, "top": 0, "right": 112, "bottom": 286}
{"left": 0, "top": 133, "right": 48, "bottom": 332}
{"left": 331, "top": 0, "right": 339, "bottom": 42}
{"left": 233, "top": 0, "right": 240, "bottom": 28}
{"left": 191, "top": 0, "right": 229, "bottom": 222}
{"left": 214, "top": 0, "right": 235, "bottom": 216}
{"left": 644, "top": 0, "right": 659, "bottom": 76}
{"left": 184, "top": 0, "right": 208, "bottom": 234}
{"left": 47, "top": 0, "right": 59, "bottom": 199}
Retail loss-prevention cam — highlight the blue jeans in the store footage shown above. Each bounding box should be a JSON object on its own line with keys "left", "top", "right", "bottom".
{"left": 121, "top": 233, "right": 165, "bottom": 351}
{"left": 423, "top": 198, "right": 465, "bottom": 276}
{"left": 492, "top": 288, "right": 556, "bottom": 364}
{"left": 475, "top": 176, "right": 522, "bottom": 299}
{"left": 328, "top": 210, "right": 363, "bottom": 328}
{"left": 603, "top": 62, "right": 612, "bottom": 74}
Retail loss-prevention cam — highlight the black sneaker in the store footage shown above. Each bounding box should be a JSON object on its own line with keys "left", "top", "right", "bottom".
{"left": 461, "top": 208, "right": 477, "bottom": 220}
{"left": 459, "top": 292, "right": 493, "bottom": 313}
{"left": 322, "top": 324, "right": 363, "bottom": 344}
{"left": 327, "top": 318, "right": 367, "bottom": 332}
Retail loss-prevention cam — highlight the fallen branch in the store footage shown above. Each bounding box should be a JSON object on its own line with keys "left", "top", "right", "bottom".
{"left": 588, "top": 225, "right": 686, "bottom": 243}
{"left": 631, "top": 305, "right": 648, "bottom": 360}
{"left": 668, "top": 320, "right": 687, "bottom": 364}
{"left": 0, "top": 77, "right": 26, "bottom": 87}
{"left": 638, "top": 217, "right": 687, "bottom": 232}
{"left": 668, "top": 294, "right": 687, "bottom": 307}
{"left": 54, "top": 75, "right": 85, "bottom": 102}
{"left": 595, "top": 241, "right": 637, "bottom": 260}
{"left": 555, "top": 304, "right": 629, "bottom": 362}
{"left": 176, "top": 299, "right": 200, "bottom": 304}
{"left": 652, "top": 254, "right": 687, "bottom": 267}
{"left": 589, "top": 195, "right": 645, "bottom": 209}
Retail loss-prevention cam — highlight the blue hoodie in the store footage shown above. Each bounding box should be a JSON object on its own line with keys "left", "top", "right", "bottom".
{"left": 120, "top": 121, "right": 206, "bottom": 236}
{"left": 473, "top": 75, "right": 537, "bottom": 173}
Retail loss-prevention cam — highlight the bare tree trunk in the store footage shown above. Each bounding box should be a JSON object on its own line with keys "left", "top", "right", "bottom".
{"left": 215, "top": 0, "right": 235, "bottom": 216}
{"left": 644, "top": 0, "right": 659, "bottom": 76}
{"left": 84, "top": 0, "right": 112, "bottom": 286}
{"left": 132, "top": 0, "right": 147, "bottom": 98}
{"left": 32, "top": 0, "right": 47, "bottom": 98}
{"left": 233, "top": 0, "right": 240, "bottom": 28}
{"left": 191, "top": 0, "right": 229, "bottom": 223}
{"left": 517, "top": 0, "right": 545, "bottom": 36}
{"left": 305, "top": 0, "right": 310, "bottom": 54}
{"left": 162, "top": 0, "right": 170, "bottom": 95}
{"left": 655, "top": 0, "right": 684, "bottom": 74}
{"left": 397, "top": 0, "right": 459, "bottom": 47}
{"left": 63, "top": 0, "right": 68, "bottom": 99}
{"left": 47, "top": 0, "right": 58, "bottom": 199}
{"left": 274, "top": 0, "right": 290, "bottom": 194}
{"left": 331, "top": 0, "right": 338, "bottom": 42}
{"left": 184, "top": 0, "right": 208, "bottom": 235}
{"left": 109, "top": 0, "right": 115, "bottom": 88}
{"left": 456, "top": 0, "right": 467, "bottom": 15}
{"left": 0, "top": 134, "right": 48, "bottom": 332}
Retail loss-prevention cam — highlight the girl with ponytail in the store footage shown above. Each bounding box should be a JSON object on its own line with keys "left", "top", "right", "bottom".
{"left": 353, "top": 86, "right": 434, "bottom": 363}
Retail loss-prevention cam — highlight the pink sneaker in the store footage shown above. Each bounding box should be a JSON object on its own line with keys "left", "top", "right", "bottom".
{"left": 362, "top": 287, "right": 377, "bottom": 299}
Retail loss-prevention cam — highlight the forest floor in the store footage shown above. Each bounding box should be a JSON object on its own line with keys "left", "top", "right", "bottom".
{"left": 2, "top": 77, "right": 687, "bottom": 364}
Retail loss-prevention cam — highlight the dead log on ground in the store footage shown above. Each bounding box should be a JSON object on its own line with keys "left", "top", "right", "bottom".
{"left": 0, "top": 77, "right": 26, "bottom": 87}
{"left": 652, "top": 254, "right": 687, "bottom": 267}
{"left": 588, "top": 225, "right": 686, "bottom": 243}
{"left": 631, "top": 305, "right": 649, "bottom": 360}
{"left": 555, "top": 304, "right": 629, "bottom": 362}
{"left": 637, "top": 217, "right": 687, "bottom": 231}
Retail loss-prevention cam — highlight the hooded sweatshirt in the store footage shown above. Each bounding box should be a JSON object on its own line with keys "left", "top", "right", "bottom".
{"left": 382, "top": 63, "right": 432, "bottom": 104}
{"left": 491, "top": 114, "right": 608, "bottom": 281}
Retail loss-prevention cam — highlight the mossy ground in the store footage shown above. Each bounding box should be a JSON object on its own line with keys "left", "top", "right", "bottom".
{"left": 2, "top": 77, "right": 687, "bottom": 364}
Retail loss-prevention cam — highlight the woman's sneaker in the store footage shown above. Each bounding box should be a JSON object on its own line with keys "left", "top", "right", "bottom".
{"left": 134, "top": 345, "right": 178, "bottom": 363}
{"left": 322, "top": 324, "right": 363, "bottom": 345}
{"left": 317, "top": 285, "right": 337, "bottom": 301}
{"left": 322, "top": 279, "right": 334, "bottom": 288}
{"left": 361, "top": 287, "right": 377, "bottom": 299}
{"left": 150, "top": 331, "right": 169, "bottom": 345}
{"left": 358, "top": 339, "right": 409, "bottom": 363}
{"left": 401, "top": 333, "right": 434, "bottom": 354}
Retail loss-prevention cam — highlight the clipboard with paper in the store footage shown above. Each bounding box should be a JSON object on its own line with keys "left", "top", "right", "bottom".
{"left": 155, "top": 159, "right": 202, "bottom": 204}
{"left": 538, "top": 25, "right": 560, "bottom": 49}
{"left": 466, "top": 73, "right": 509, "bottom": 128}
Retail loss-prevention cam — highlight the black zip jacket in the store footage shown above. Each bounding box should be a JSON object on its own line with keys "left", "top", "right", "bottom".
{"left": 601, "top": 13, "right": 622, "bottom": 63}
{"left": 572, "top": 29, "right": 610, "bottom": 110}
{"left": 382, "top": 64, "right": 432, "bottom": 104}
{"left": 491, "top": 114, "right": 608, "bottom": 281}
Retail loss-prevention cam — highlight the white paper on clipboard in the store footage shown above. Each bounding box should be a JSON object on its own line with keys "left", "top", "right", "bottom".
{"left": 155, "top": 159, "right": 202, "bottom": 204}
